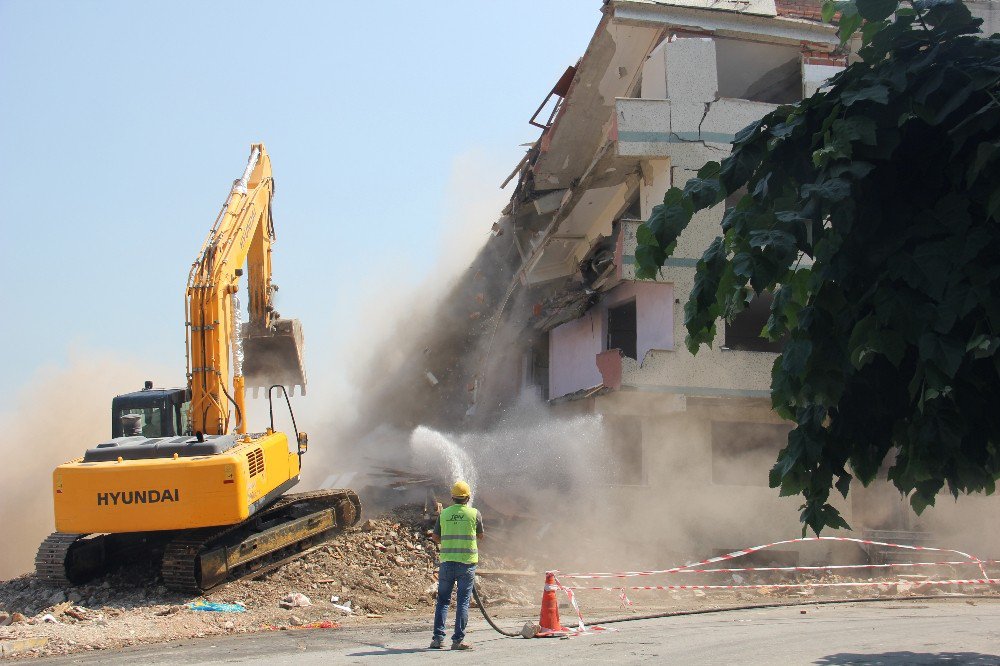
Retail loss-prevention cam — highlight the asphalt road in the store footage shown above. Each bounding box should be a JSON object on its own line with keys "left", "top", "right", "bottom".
{"left": 37, "top": 599, "right": 1000, "bottom": 665}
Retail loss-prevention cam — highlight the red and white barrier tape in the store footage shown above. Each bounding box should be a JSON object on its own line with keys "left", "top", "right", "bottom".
{"left": 674, "top": 560, "right": 989, "bottom": 574}
{"left": 542, "top": 536, "right": 999, "bottom": 631}
{"left": 561, "top": 578, "right": 1000, "bottom": 592}
{"left": 554, "top": 536, "right": 990, "bottom": 580}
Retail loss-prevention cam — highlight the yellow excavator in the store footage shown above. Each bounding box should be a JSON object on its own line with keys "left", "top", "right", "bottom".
{"left": 36, "top": 144, "right": 361, "bottom": 592}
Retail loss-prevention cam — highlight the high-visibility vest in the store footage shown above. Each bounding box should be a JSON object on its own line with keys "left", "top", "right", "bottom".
{"left": 439, "top": 504, "right": 478, "bottom": 564}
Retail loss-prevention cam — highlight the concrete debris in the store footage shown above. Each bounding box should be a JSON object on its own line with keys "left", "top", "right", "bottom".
{"left": 278, "top": 594, "right": 311, "bottom": 610}
{"left": 0, "top": 637, "right": 49, "bottom": 658}
{"left": 0, "top": 505, "right": 531, "bottom": 659}
{"left": 155, "top": 606, "right": 181, "bottom": 616}
{"left": 65, "top": 607, "right": 89, "bottom": 621}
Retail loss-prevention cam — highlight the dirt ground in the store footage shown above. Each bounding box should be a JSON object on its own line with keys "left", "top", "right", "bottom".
{"left": 0, "top": 505, "right": 538, "bottom": 659}
{"left": 2, "top": 504, "right": 998, "bottom": 660}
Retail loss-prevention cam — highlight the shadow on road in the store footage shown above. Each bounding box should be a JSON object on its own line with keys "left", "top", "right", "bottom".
{"left": 349, "top": 644, "right": 440, "bottom": 657}
{"left": 816, "top": 651, "right": 1000, "bottom": 665}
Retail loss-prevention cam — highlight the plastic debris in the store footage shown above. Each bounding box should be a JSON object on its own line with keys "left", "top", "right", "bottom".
{"left": 294, "top": 620, "right": 339, "bottom": 629}
{"left": 41, "top": 614, "right": 60, "bottom": 624}
{"left": 187, "top": 601, "right": 247, "bottom": 613}
{"left": 331, "top": 599, "right": 353, "bottom": 614}
{"left": 279, "top": 593, "right": 312, "bottom": 609}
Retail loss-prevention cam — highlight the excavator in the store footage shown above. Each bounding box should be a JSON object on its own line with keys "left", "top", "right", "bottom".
{"left": 35, "top": 144, "right": 361, "bottom": 593}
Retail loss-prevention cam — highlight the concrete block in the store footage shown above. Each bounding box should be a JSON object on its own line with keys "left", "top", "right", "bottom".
{"left": 669, "top": 100, "right": 708, "bottom": 139}
{"left": 802, "top": 62, "right": 844, "bottom": 98}
{"left": 665, "top": 38, "right": 719, "bottom": 103}
{"left": 616, "top": 98, "right": 673, "bottom": 158}
{"left": 667, "top": 142, "right": 730, "bottom": 171}
{"left": 675, "top": 206, "right": 726, "bottom": 260}
{"left": 532, "top": 189, "right": 567, "bottom": 215}
{"left": 702, "top": 98, "right": 777, "bottom": 144}
{"left": 0, "top": 638, "right": 49, "bottom": 657}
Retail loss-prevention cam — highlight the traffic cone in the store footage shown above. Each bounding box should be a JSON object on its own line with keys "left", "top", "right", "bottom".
{"left": 536, "top": 572, "right": 570, "bottom": 636}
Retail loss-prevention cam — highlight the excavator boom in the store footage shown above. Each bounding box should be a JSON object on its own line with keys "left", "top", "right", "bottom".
{"left": 186, "top": 143, "right": 307, "bottom": 434}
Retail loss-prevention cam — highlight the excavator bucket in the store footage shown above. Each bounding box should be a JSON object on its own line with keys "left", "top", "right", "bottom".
{"left": 241, "top": 318, "right": 307, "bottom": 397}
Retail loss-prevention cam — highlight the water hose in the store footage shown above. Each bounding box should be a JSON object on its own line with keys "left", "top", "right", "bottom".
{"left": 473, "top": 583, "right": 522, "bottom": 637}
{"left": 473, "top": 584, "right": 1000, "bottom": 638}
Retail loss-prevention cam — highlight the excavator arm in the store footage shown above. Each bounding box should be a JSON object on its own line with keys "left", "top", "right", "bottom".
{"left": 186, "top": 144, "right": 305, "bottom": 436}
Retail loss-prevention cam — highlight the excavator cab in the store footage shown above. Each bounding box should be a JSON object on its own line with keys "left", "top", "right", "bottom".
{"left": 110, "top": 382, "right": 191, "bottom": 438}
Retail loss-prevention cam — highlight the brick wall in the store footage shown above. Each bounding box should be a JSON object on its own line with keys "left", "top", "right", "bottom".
{"left": 801, "top": 49, "right": 848, "bottom": 66}
{"left": 776, "top": 0, "right": 825, "bottom": 21}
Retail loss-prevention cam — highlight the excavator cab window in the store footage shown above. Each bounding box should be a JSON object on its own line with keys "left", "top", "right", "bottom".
{"left": 111, "top": 387, "right": 191, "bottom": 438}
{"left": 119, "top": 407, "right": 165, "bottom": 438}
{"left": 176, "top": 401, "right": 192, "bottom": 436}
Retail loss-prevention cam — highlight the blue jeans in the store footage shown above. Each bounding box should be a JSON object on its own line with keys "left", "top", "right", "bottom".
{"left": 433, "top": 561, "right": 477, "bottom": 643}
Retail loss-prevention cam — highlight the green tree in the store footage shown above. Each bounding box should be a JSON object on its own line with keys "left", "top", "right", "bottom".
{"left": 635, "top": 0, "right": 1000, "bottom": 533}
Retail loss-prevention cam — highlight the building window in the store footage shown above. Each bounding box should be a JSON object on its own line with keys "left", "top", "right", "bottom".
{"left": 725, "top": 292, "right": 784, "bottom": 353}
{"left": 714, "top": 39, "right": 802, "bottom": 104}
{"left": 606, "top": 416, "right": 644, "bottom": 485}
{"left": 524, "top": 333, "right": 550, "bottom": 400}
{"left": 607, "top": 300, "right": 637, "bottom": 360}
{"left": 711, "top": 420, "right": 791, "bottom": 486}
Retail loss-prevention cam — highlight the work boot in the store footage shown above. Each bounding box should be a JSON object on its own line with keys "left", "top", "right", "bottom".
{"left": 451, "top": 641, "right": 472, "bottom": 650}
{"left": 429, "top": 637, "right": 444, "bottom": 649}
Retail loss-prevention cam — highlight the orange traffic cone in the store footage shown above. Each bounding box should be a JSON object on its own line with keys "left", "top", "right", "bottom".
{"left": 536, "top": 572, "right": 570, "bottom": 636}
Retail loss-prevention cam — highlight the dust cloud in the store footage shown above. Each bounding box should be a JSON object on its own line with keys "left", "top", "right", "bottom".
{"left": 0, "top": 350, "right": 172, "bottom": 579}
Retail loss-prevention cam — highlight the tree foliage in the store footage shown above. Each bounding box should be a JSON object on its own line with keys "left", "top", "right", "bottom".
{"left": 635, "top": 0, "right": 1000, "bottom": 533}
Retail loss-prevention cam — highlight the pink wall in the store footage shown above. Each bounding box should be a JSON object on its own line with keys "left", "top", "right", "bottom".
{"left": 606, "top": 281, "right": 674, "bottom": 360}
{"left": 549, "top": 309, "right": 604, "bottom": 398}
{"left": 548, "top": 281, "right": 674, "bottom": 399}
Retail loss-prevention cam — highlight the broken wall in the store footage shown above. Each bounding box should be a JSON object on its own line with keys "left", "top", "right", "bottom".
{"left": 549, "top": 280, "right": 675, "bottom": 398}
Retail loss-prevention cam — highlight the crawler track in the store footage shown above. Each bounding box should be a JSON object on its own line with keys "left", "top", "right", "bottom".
{"left": 161, "top": 489, "right": 362, "bottom": 593}
{"left": 35, "top": 532, "right": 88, "bottom": 586}
{"left": 36, "top": 489, "right": 362, "bottom": 593}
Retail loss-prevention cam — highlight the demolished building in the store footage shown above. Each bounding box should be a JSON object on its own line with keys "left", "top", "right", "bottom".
{"left": 499, "top": 0, "right": 847, "bottom": 559}
{"left": 492, "top": 0, "right": 1000, "bottom": 560}
{"left": 325, "top": 0, "right": 1000, "bottom": 565}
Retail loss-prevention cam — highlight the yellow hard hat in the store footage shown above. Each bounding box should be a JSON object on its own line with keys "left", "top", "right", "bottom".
{"left": 451, "top": 480, "right": 471, "bottom": 499}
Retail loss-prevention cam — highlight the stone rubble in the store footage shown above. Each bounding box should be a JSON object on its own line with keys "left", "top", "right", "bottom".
{"left": 0, "top": 504, "right": 534, "bottom": 659}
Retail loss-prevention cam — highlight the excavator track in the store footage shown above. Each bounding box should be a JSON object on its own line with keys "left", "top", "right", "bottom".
{"left": 35, "top": 533, "right": 87, "bottom": 585}
{"left": 36, "top": 531, "right": 171, "bottom": 586}
{"left": 161, "top": 489, "right": 361, "bottom": 593}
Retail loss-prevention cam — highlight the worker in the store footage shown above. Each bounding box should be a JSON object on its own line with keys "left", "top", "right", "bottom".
{"left": 429, "top": 480, "right": 484, "bottom": 651}
{"left": 121, "top": 414, "right": 142, "bottom": 437}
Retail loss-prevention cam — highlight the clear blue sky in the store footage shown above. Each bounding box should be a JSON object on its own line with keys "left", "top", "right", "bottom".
{"left": 0, "top": 1, "right": 598, "bottom": 401}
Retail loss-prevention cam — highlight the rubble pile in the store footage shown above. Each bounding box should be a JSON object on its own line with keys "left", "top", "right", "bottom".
{"left": 221, "top": 504, "right": 536, "bottom": 616}
{"left": 0, "top": 504, "right": 536, "bottom": 659}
